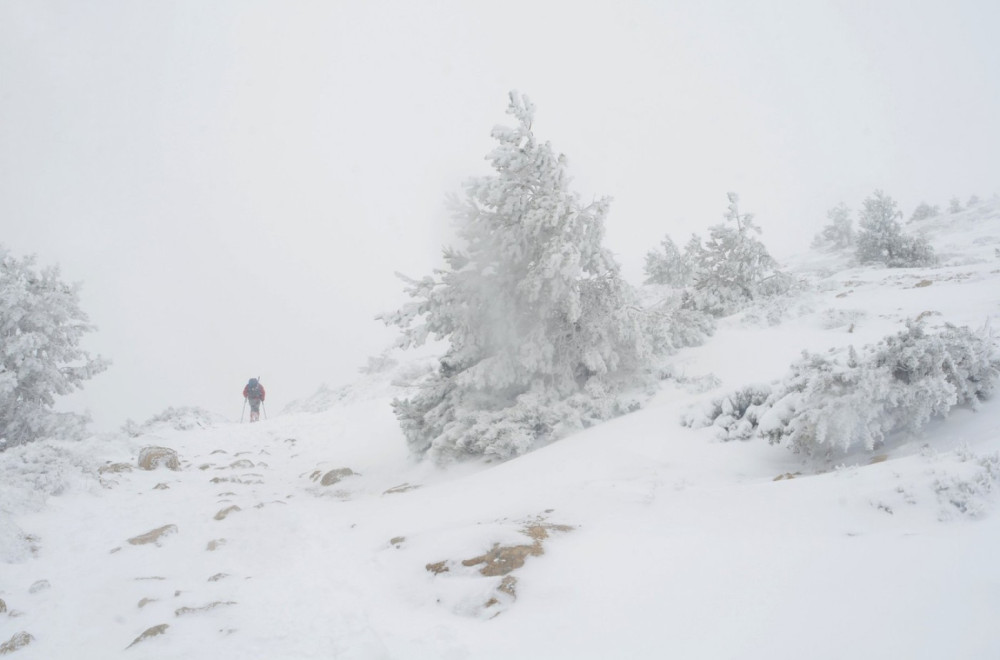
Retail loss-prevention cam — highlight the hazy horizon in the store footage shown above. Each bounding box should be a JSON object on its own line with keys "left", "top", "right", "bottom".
{"left": 2, "top": 0, "right": 998, "bottom": 430}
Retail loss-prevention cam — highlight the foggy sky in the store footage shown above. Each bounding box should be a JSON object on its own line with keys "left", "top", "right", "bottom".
{"left": 2, "top": 0, "right": 998, "bottom": 430}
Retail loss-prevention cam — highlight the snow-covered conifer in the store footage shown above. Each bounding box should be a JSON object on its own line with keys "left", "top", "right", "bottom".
{"left": 685, "top": 193, "right": 786, "bottom": 315}
{"left": 0, "top": 247, "right": 110, "bottom": 450}
{"left": 380, "top": 92, "right": 650, "bottom": 461}
{"left": 855, "top": 190, "right": 936, "bottom": 267}
{"left": 643, "top": 235, "right": 693, "bottom": 287}
{"left": 949, "top": 196, "right": 963, "bottom": 214}
{"left": 811, "top": 203, "right": 854, "bottom": 250}
{"left": 967, "top": 194, "right": 981, "bottom": 208}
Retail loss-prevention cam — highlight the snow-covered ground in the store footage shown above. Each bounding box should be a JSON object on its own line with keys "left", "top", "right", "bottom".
{"left": 2, "top": 201, "right": 1000, "bottom": 659}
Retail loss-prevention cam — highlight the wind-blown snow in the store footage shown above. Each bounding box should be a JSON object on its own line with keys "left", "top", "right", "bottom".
{"left": 2, "top": 201, "right": 1000, "bottom": 659}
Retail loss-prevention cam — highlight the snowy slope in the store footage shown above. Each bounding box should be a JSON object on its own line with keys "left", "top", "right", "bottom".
{"left": 2, "top": 201, "right": 1000, "bottom": 659}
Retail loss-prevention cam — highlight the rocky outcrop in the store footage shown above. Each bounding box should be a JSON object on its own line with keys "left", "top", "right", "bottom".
{"left": 127, "top": 524, "right": 178, "bottom": 546}
{"left": 138, "top": 447, "right": 180, "bottom": 471}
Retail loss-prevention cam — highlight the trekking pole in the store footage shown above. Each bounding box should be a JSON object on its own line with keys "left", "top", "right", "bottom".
{"left": 241, "top": 398, "right": 246, "bottom": 423}
{"left": 262, "top": 401, "right": 268, "bottom": 420}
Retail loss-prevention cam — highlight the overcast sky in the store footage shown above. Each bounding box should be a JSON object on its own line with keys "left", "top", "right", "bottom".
{"left": 2, "top": 0, "right": 998, "bottom": 431}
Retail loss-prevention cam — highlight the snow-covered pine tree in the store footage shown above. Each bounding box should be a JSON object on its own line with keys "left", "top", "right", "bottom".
{"left": 686, "top": 193, "right": 785, "bottom": 315}
{"left": 855, "top": 190, "right": 935, "bottom": 267}
{"left": 811, "top": 202, "right": 854, "bottom": 250}
{"left": 643, "top": 234, "right": 694, "bottom": 287}
{"left": 0, "top": 247, "right": 110, "bottom": 449}
{"left": 380, "top": 92, "right": 649, "bottom": 461}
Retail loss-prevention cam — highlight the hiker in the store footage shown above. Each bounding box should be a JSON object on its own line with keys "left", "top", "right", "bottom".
{"left": 243, "top": 377, "right": 266, "bottom": 422}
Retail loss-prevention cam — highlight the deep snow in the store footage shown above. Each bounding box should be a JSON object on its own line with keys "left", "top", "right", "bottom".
{"left": 2, "top": 200, "right": 1000, "bottom": 659}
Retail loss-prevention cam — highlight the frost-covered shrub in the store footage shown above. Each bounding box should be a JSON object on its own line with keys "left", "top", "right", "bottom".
{"left": 691, "top": 322, "right": 998, "bottom": 455}
{"left": 642, "top": 294, "right": 715, "bottom": 356}
{"left": 811, "top": 203, "right": 854, "bottom": 250}
{"left": 909, "top": 202, "right": 940, "bottom": 223}
{"left": 380, "top": 93, "right": 652, "bottom": 462}
{"left": 683, "top": 384, "right": 771, "bottom": 441}
{"left": 855, "top": 190, "right": 936, "bottom": 267}
{"left": 123, "top": 406, "right": 225, "bottom": 436}
{"left": 0, "top": 248, "right": 110, "bottom": 450}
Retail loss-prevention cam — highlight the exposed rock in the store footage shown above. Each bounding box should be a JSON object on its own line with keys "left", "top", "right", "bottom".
{"left": 153, "top": 483, "right": 170, "bottom": 490}
{"left": 308, "top": 467, "right": 356, "bottom": 486}
{"left": 175, "top": 601, "right": 237, "bottom": 616}
{"left": 390, "top": 536, "right": 405, "bottom": 548}
{"left": 0, "top": 598, "right": 6, "bottom": 614}
{"left": 214, "top": 506, "right": 241, "bottom": 521}
{"left": 126, "top": 624, "right": 168, "bottom": 649}
{"left": 28, "top": 580, "right": 50, "bottom": 594}
{"left": 383, "top": 483, "right": 421, "bottom": 495}
{"left": 127, "top": 524, "right": 179, "bottom": 546}
{"left": 137, "top": 598, "right": 157, "bottom": 609}
{"left": 229, "top": 459, "right": 255, "bottom": 470}
{"left": 99, "top": 462, "right": 133, "bottom": 475}
{"left": 0, "top": 631, "right": 33, "bottom": 655}
{"left": 207, "top": 573, "right": 229, "bottom": 582}
{"left": 206, "top": 539, "right": 227, "bottom": 551}
{"left": 138, "top": 447, "right": 180, "bottom": 471}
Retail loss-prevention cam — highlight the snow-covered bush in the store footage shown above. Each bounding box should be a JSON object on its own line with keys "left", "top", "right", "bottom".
{"left": 0, "top": 248, "right": 110, "bottom": 450}
{"left": 948, "top": 196, "right": 963, "bottom": 214}
{"left": 811, "top": 203, "right": 854, "bottom": 250}
{"left": 642, "top": 294, "right": 715, "bottom": 357}
{"left": 855, "top": 190, "right": 936, "bottom": 267}
{"left": 689, "top": 321, "right": 998, "bottom": 456}
{"left": 122, "top": 406, "right": 226, "bottom": 436}
{"left": 380, "top": 92, "right": 652, "bottom": 462}
{"left": 909, "top": 202, "right": 940, "bottom": 223}
{"left": 967, "top": 195, "right": 981, "bottom": 208}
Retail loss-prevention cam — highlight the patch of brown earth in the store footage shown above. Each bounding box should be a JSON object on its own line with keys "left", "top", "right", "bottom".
{"left": 206, "top": 539, "right": 227, "bottom": 552}
{"left": 128, "top": 525, "right": 178, "bottom": 546}
{"left": 126, "top": 624, "right": 168, "bottom": 649}
{"left": 425, "top": 561, "right": 449, "bottom": 575}
{"left": 463, "top": 543, "right": 542, "bottom": 577}
{"left": 0, "top": 599, "right": 6, "bottom": 614}
{"left": 869, "top": 454, "right": 889, "bottom": 464}
{"left": 773, "top": 472, "right": 801, "bottom": 481}
{"left": 137, "top": 598, "right": 157, "bottom": 609}
{"left": 913, "top": 279, "right": 933, "bottom": 288}
{"left": 426, "top": 517, "right": 574, "bottom": 613}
